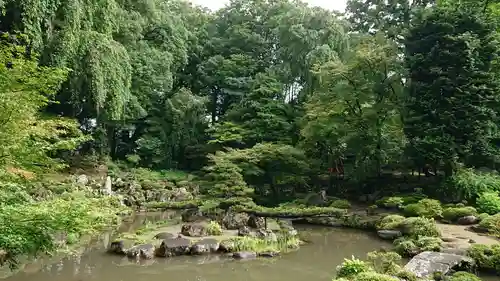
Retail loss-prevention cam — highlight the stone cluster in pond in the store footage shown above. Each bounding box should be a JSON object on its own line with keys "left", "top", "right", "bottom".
{"left": 108, "top": 218, "right": 299, "bottom": 261}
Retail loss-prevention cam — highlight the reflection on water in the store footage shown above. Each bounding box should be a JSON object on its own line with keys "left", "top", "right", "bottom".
{"left": 2, "top": 217, "right": 394, "bottom": 281}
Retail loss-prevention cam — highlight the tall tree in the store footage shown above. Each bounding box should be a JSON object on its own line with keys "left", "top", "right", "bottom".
{"left": 404, "top": 6, "right": 500, "bottom": 176}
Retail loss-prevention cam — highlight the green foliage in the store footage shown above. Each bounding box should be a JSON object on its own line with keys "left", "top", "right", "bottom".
{"left": 377, "top": 215, "right": 406, "bottom": 230}
{"left": 476, "top": 192, "right": 500, "bottom": 215}
{"left": 394, "top": 236, "right": 442, "bottom": 257}
{"left": 376, "top": 197, "right": 405, "bottom": 209}
{"left": 366, "top": 251, "right": 402, "bottom": 275}
{"left": 442, "top": 169, "right": 500, "bottom": 202}
{"left": 337, "top": 257, "right": 373, "bottom": 278}
{"left": 330, "top": 199, "right": 352, "bottom": 209}
{"left": 403, "top": 199, "right": 443, "bottom": 219}
{"left": 228, "top": 235, "right": 300, "bottom": 254}
{"left": 405, "top": 6, "right": 500, "bottom": 176}
{"left": 206, "top": 221, "right": 222, "bottom": 236}
{"left": 442, "top": 206, "right": 478, "bottom": 222}
{"left": 478, "top": 214, "right": 500, "bottom": 235}
{"left": 399, "top": 217, "right": 440, "bottom": 238}
{"left": 353, "top": 272, "right": 400, "bottom": 281}
{"left": 448, "top": 272, "right": 481, "bottom": 281}
{"left": 0, "top": 192, "right": 123, "bottom": 268}
{"left": 467, "top": 244, "right": 500, "bottom": 273}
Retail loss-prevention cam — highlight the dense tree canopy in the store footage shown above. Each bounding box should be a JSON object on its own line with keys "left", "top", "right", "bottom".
{"left": 1, "top": 0, "right": 500, "bottom": 199}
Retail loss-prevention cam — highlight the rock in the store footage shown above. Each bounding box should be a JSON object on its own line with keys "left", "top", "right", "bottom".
{"left": 442, "top": 237, "right": 460, "bottom": 243}
{"left": 404, "top": 251, "right": 475, "bottom": 279}
{"left": 181, "top": 224, "right": 207, "bottom": 237}
{"left": 190, "top": 238, "right": 220, "bottom": 255}
{"left": 469, "top": 225, "right": 489, "bottom": 234}
{"left": 256, "top": 229, "right": 277, "bottom": 242}
{"left": 76, "top": 174, "right": 89, "bottom": 185}
{"left": 126, "top": 244, "right": 155, "bottom": 260}
{"left": 469, "top": 239, "right": 476, "bottom": 244}
{"left": 102, "top": 176, "right": 112, "bottom": 195}
{"left": 233, "top": 251, "right": 257, "bottom": 259}
{"left": 238, "top": 226, "right": 253, "bottom": 237}
{"left": 108, "top": 241, "right": 126, "bottom": 255}
{"left": 457, "top": 216, "right": 478, "bottom": 225}
{"left": 0, "top": 249, "right": 8, "bottom": 266}
{"left": 218, "top": 240, "right": 236, "bottom": 253}
{"left": 247, "top": 215, "right": 265, "bottom": 229}
{"left": 153, "top": 232, "right": 175, "bottom": 240}
{"left": 222, "top": 211, "right": 249, "bottom": 230}
{"left": 377, "top": 230, "right": 402, "bottom": 240}
{"left": 170, "top": 187, "right": 193, "bottom": 202}
{"left": 258, "top": 251, "right": 280, "bottom": 258}
{"left": 155, "top": 238, "right": 192, "bottom": 257}
{"left": 280, "top": 224, "right": 298, "bottom": 237}
{"left": 181, "top": 209, "right": 204, "bottom": 222}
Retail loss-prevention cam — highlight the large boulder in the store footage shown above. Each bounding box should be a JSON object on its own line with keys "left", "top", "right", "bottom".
{"left": 218, "top": 240, "right": 236, "bottom": 253}
{"left": 76, "top": 174, "right": 89, "bottom": 186}
{"left": 377, "top": 230, "right": 402, "bottom": 240}
{"left": 232, "top": 251, "right": 257, "bottom": 259}
{"left": 170, "top": 187, "right": 193, "bottom": 202}
{"left": 255, "top": 229, "right": 277, "bottom": 242}
{"left": 181, "top": 224, "right": 207, "bottom": 237}
{"left": 126, "top": 244, "right": 155, "bottom": 260}
{"left": 404, "top": 251, "right": 475, "bottom": 279}
{"left": 181, "top": 209, "right": 205, "bottom": 222}
{"left": 457, "top": 216, "right": 478, "bottom": 225}
{"left": 155, "top": 238, "right": 192, "bottom": 257}
{"left": 247, "top": 215, "right": 265, "bottom": 229}
{"left": 222, "top": 211, "right": 249, "bottom": 230}
{"left": 190, "top": 238, "right": 220, "bottom": 255}
{"left": 238, "top": 226, "right": 254, "bottom": 237}
{"left": 108, "top": 241, "right": 127, "bottom": 255}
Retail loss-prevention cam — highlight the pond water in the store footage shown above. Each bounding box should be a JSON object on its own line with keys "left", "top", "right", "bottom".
{"left": 2, "top": 212, "right": 498, "bottom": 281}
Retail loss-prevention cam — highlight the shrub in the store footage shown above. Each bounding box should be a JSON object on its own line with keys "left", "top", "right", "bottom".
{"left": 229, "top": 235, "right": 300, "bottom": 253}
{"left": 336, "top": 257, "right": 372, "bottom": 278}
{"left": 477, "top": 213, "right": 490, "bottom": 222}
{"left": 403, "top": 199, "right": 443, "bottom": 218}
{"left": 476, "top": 192, "right": 500, "bottom": 215}
{"left": 377, "top": 215, "right": 405, "bottom": 230}
{"left": 393, "top": 236, "right": 442, "bottom": 257}
{"left": 442, "top": 206, "right": 478, "bottom": 222}
{"left": 330, "top": 199, "right": 351, "bottom": 209}
{"left": 206, "top": 221, "right": 223, "bottom": 235}
{"left": 467, "top": 244, "right": 500, "bottom": 272}
{"left": 448, "top": 272, "right": 481, "bottom": 281}
{"left": 394, "top": 238, "right": 418, "bottom": 257}
{"left": 394, "top": 270, "right": 418, "bottom": 281}
{"left": 353, "top": 272, "right": 399, "bottom": 281}
{"left": 400, "top": 217, "right": 440, "bottom": 238}
{"left": 367, "top": 251, "right": 402, "bottom": 274}
{"left": 376, "top": 197, "right": 404, "bottom": 209}
{"left": 442, "top": 168, "right": 500, "bottom": 202}
{"left": 478, "top": 213, "right": 500, "bottom": 235}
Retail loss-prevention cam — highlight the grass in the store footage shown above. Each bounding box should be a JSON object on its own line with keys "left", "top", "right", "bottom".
{"left": 228, "top": 235, "right": 301, "bottom": 253}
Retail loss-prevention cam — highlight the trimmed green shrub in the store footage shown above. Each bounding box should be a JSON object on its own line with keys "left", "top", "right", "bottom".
{"left": 330, "top": 199, "right": 351, "bottom": 209}
{"left": 336, "top": 257, "right": 372, "bottom": 278}
{"left": 367, "top": 251, "right": 402, "bottom": 275}
{"left": 476, "top": 192, "right": 500, "bottom": 215}
{"left": 478, "top": 213, "right": 500, "bottom": 235}
{"left": 377, "top": 215, "right": 405, "bottom": 230}
{"left": 403, "top": 199, "right": 443, "bottom": 218}
{"left": 353, "top": 272, "right": 399, "bottom": 281}
{"left": 448, "top": 272, "right": 481, "bottom": 281}
{"left": 376, "top": 197, "right": 405, "bottom": 209}
{"left": 206, "top": 221, "right": 223, "bottom": 235}
{"left": 467, "top": 244, "right": 500, "bottom": 273}
{"left": 442, "top": 206, "right": 478, "bottom": 222}
{"left": 477, "top": 213, "right": 490, "bottom": 222}
{"left": 393, "top": 236, "right": 442, "bottom": 257}
{"left": 400, "top": 217, "right": 440, "bottom": 238}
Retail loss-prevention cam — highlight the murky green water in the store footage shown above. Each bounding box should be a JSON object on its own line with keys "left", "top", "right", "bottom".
{"left": 2, "top": 212, "right": 498, "bottom": 281}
